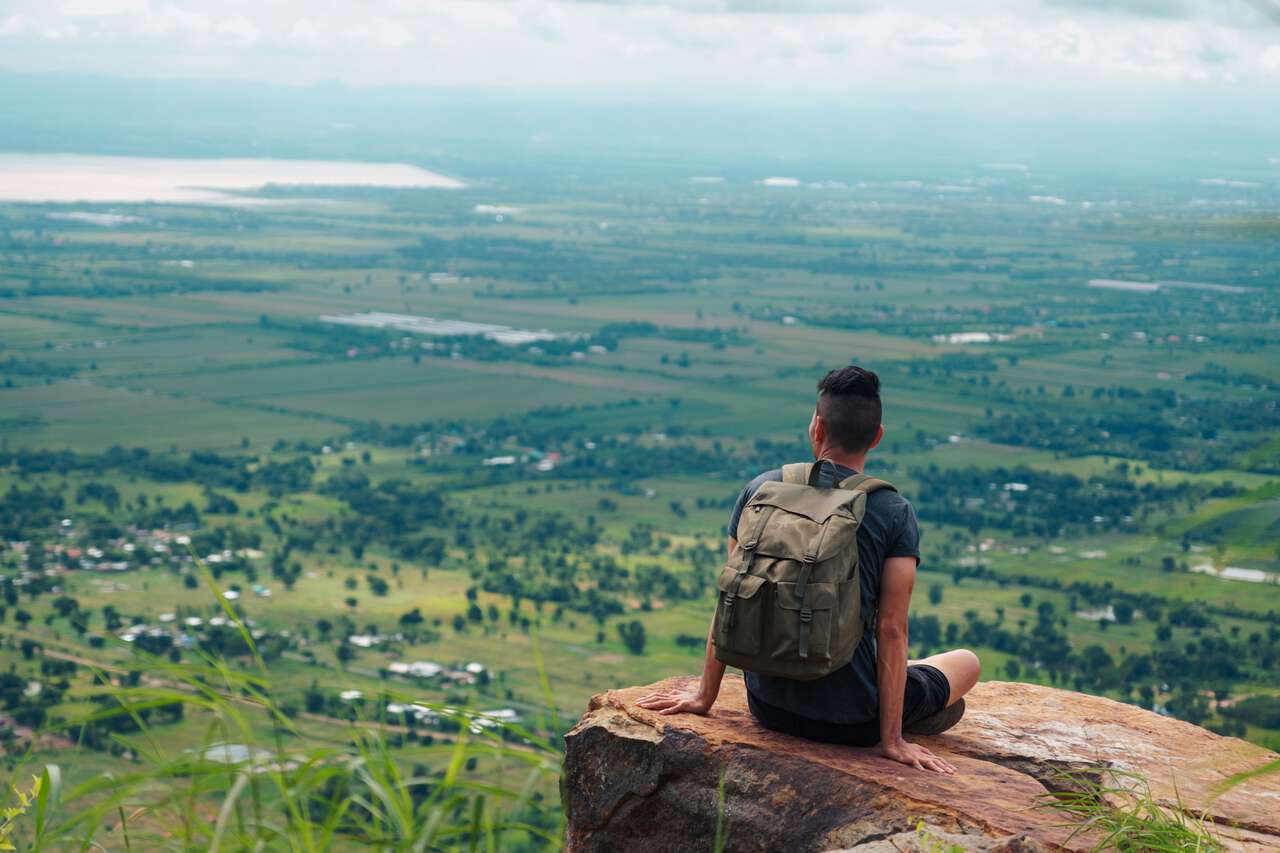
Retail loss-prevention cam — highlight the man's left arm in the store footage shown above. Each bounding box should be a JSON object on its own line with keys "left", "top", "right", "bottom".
{"left": 875, "top": 555, "right": 956, "bottom": 774}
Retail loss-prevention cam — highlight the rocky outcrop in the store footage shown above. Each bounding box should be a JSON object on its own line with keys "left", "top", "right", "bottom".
{"left": 562, "top": 675, "right": 1280, "bottom": 852}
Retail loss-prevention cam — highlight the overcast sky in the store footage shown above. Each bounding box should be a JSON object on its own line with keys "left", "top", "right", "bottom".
{"left": 1, "top": 0, "right": 1278, "bottom": 102}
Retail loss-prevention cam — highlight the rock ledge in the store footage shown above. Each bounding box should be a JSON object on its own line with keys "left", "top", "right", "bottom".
{"left": 562, "top": 675, "right": 1280, "bottom": 852}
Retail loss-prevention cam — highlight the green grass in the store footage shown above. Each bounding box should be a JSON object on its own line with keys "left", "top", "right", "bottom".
{"left": 1041, "top": 769, "right": 1222, "bottom": 852}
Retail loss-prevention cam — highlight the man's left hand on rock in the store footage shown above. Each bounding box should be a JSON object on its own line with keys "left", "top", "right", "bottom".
{"left": 635, "top": 687, "right": 714, "bottom": 716}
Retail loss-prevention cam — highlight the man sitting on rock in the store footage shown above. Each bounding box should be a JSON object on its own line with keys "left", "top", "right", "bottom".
{"left": 637, "top": 365, "right": 980, "bottom": 774}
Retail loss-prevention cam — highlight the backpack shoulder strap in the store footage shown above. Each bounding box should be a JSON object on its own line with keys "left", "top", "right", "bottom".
{"left": 837, "top": 473, "right": 897, "bottom": 495}
{"left": 781, "top": 463, "right": 810, "bottom": 485}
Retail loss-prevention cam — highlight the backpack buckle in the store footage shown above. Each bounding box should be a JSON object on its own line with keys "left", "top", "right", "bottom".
{"left": 799, "top": 608, "right": 813, "bottom": 623}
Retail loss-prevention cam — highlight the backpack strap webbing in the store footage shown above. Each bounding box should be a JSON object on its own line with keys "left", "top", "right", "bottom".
{"left": 837, "top": 473, "right": 896, "bottom": 495}
{"left": 835, "top": 473, "right": 894, "bottom": 635}
{"left": 781, "top": 463, "right": 809, "bottom": 485}
{"left": 782, "top": 466, "right": 897, "bottom": 495}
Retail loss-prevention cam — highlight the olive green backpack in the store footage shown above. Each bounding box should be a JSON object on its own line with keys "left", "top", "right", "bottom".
{"left": 713, "top": 460, "right": 895, "bottom": 680}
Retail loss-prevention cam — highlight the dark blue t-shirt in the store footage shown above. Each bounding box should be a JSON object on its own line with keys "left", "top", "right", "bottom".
{"left": 726, "top": 464, "right": 920, "bottom": 724}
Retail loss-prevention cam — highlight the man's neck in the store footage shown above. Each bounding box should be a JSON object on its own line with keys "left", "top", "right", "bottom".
{"left": 815, "top": 448, "right": 868, "bottom": 471}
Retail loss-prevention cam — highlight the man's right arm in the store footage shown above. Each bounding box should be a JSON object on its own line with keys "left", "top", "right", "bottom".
{"left": 635, "top": 536, "right": 735, "bottom": 715}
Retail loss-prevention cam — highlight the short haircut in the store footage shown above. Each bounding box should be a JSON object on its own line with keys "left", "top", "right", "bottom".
{"left": 816, "top": 365, "right": 882, "bottom": 453}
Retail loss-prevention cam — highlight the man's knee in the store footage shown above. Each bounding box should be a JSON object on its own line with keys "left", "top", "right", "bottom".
{"left": 945, "top": 648, "right": 981, "bottom": 696}
{"left": 955, "top": 648, "right": 981, "bottom": 680}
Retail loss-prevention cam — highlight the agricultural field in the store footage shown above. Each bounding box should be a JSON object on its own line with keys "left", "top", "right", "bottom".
{"left": 1, "top": 144, "right": 1278, "bottom": 838}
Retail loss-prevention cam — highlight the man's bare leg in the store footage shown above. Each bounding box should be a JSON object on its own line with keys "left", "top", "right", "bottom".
{"left": 911, "top": 649, "right": 981, "bottom": 707}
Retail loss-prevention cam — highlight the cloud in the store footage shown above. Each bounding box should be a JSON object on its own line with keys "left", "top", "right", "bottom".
{"left": 1043, "top": 0, "right": 1280, "bottom": 28}
{"left": 1243, "top": 0, "right": 1280, "bottom": 25}
{"left": 0, "top": 15, "right": 30, "bottom": 36}
{"left": 215, "top": 15, "right": 260, "bottom": 44}
{"left": 0, "top": 0, "right": 1275, "bottom": 93}
{"left": 1261, "top": 43, "right": 1280, "bottom": 70}
{"left": 562, "top": 0, "right": 876, "bottom": 11}
{"left": 59, "top": 0, "right": 151, "bottom": 17}
{"left": 1041, "top": 0, "right": 1198, "bottom": 20}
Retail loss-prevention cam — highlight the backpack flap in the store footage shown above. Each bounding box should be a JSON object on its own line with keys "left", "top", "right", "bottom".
{"left": 742, "top": 485, "right": 861, "bottom": 567}
{"left": 747, "top": 481, "right": 860, "bottom": 524}
{"left": 715, "top": 564, "right": 767, "bottom": 598}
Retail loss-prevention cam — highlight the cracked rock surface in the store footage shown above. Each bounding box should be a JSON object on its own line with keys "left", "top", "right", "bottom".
{"left": 562, "top": 675, "right": 1280, "bottom": 852}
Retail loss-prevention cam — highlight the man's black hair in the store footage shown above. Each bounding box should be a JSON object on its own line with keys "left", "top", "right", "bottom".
{"left": 816, "top": 365, "right": 882, "bottom": 453}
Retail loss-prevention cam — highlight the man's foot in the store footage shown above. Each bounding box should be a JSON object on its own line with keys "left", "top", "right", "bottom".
{"left": 904, "top": 698, "right": 965, "bottom": 736}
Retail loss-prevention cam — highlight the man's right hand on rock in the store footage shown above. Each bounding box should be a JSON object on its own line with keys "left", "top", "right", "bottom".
{"left": 876, "top": 737, "right": 956, "bottom": 774}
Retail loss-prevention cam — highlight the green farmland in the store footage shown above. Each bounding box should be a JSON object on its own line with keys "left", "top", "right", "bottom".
{"left": 1, "top": 142, "right": 1278, "bottom": 846}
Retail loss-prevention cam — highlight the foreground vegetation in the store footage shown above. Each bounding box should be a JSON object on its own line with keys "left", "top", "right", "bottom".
{"left": 0, "top": 577, "right": 563, "bottom": 850}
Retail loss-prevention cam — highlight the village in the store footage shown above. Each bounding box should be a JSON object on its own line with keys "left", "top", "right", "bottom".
{"left": 0, "top": 515, "right": 522, "bottom": 746}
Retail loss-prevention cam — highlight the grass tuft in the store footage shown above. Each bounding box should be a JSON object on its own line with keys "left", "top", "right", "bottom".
{"left": 1040, "top": 768, "right": 1222, "bottom": 852}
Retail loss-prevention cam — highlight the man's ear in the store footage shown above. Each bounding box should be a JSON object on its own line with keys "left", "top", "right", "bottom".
{"left": 809, "top": 409, "right": 824, "bottom": 446}
{"left": 867, "top": 423, "right": 885, "bottom": 451}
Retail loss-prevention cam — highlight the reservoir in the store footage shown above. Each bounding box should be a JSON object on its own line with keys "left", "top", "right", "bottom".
{"left": 0, "top": 154, "right": 464, "bottom": 203}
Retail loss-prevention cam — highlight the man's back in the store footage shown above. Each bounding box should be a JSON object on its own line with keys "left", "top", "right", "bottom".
{"left": 638, "top": 365, "right": 974, "bottom": 775}
{"left": 726, "top": 463, "right": 920, "bottom": 724}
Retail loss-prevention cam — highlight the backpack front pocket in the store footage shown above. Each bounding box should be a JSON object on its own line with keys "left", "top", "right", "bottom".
{"left": 772, "top": 580, "right": 837, "bottom": 663}
{"left": 714, "top": 565, "right": 769, "bottom": 657}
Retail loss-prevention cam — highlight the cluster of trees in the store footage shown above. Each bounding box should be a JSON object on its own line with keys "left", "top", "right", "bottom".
{"left": 947, "top": 562, "right": 1279, "bottom": 628}
{"left": 910, "top": 589, "right": 1279, "bottom": 731}
{"left": 318, "top": 469, "right": 450, "bottom": 562}
{"left": 397, "top": 233, "right": 710, "bottom": 298}
{"left": 592, "top": 321, "right": 750, "bottom": 351}
{"left": 617, "top": 620, "right": 647, "bottom": 655}
{"left": 0, "top": 665, "right": 64, "bottom": 730}
{"left": 1224, "top": 696, "right": 1280, "bottom": 730}
{"left": 977, "top": 391, "right": 1279, "bottom": 473}
{"left": 1186, "top": 362, "right": 1273, "bottom": 391}
{"left": 0, "top": 355, "right": 77, "bottom": 383}
{"left": 1, "top": 446, "right": 316, "bottom": 498}
{"left": 62, "top": 670, "right": 184, "bottom": 754}
{"left": 917, "top": 563, "right": 1280, "bottom": 732}
{"left": 278, "top": 458, "right": 719, "bottom": 624}
{"left": 796, "top": 298, "right": 1039, "bottom": 339}
{"left": 909, "top": 464, "right": 1223, "bottom": 537}
{"left": 0, "top": 483, "right": 66, "bottom": 539}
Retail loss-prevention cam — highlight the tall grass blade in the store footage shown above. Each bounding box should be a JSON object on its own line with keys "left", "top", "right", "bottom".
{"left": 713, "top": 768, "right": 727, "bottom": 853}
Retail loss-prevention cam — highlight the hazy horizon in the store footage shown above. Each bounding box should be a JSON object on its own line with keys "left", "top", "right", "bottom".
{"left": 1, "top": 67, "right": 1278, "bottom": 185}
{"left": 1, "top": 0, "right": 1278, "bottom": 159}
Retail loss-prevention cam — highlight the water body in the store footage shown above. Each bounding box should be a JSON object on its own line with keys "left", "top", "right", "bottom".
{"left": 1190, "top": 563, "right": 1278, "bottom": 585}
{"left": 0, "top": 154, "right": 464, "bottom": 204}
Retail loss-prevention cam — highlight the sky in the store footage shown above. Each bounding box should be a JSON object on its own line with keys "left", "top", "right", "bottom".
{"left": 1, "top": 0, "right": 1278, "bottom": 104}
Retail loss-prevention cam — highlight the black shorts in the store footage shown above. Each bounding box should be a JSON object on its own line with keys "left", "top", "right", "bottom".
{"left": 746, "top": 663, "right": 952, "bottom": 748}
